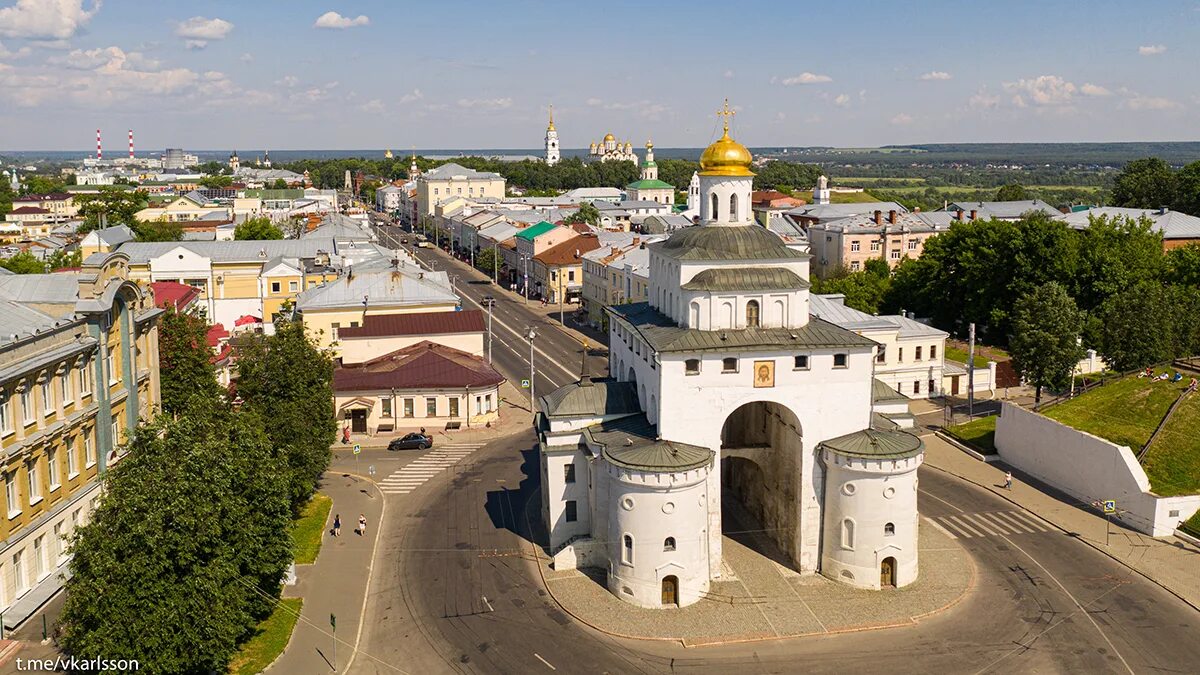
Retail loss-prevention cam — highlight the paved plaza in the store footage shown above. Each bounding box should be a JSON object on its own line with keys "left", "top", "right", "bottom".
{"left": 538, "top": 500, "right": 973, "bottom": 646}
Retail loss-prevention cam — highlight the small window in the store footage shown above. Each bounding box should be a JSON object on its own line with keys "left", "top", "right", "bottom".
{"left": 663, "top": 537, "right": 676, "bottom": 552}
{"left": 876, "top": 345, "right": 887, "bottom": 363}
{"left": 794, "top": 354, "right": 809, "bottom": 370}
{"left": 449, "top": 398, "right": 459, "bottom": 418}
{"left": 564, "top": 463, "right": 576, "bottom": 483}
{"left": 745, "top": 300, "right": 760, "bottom": 328}
{"left": 833, "top": 353, "right": 848, "bottom": 368}
{"left": 850, "top": 261, "right": 860, "bottom": 271}
{"left": 929, "top": 378, "right": 936, "bottom": 394}
{"left": 288, "top": 281, "right": 299, "bottom": 292}
{"left": 623, "top": 534, "right": 634, "bottom": 564}
{"left": 913, "top": 380, "right": 920, "bottom": 394}
{"left": 930, "top": 345, "right": 938, "bottom": 360}
{"left": 915, "top": 346, "right": 923, "bottom": 361}
{"left": 898, "top": 347, "right": 903, "bottom": 362}
{"left": 841, "top": 519, "right": 855, "bottom": 550}
{"left": 426, "top": 397, "right": 437, "bottom": 417}
{"left": 381, "top": 397, "right": 392, "bottom": 418}
{"left": 565, "top": 500, "right": 577, "bottom": 522}
{"left": 271, "top": 281, "right": 281, "bottom": 293}
{"left": 884, "top": 522, "right": 895, "bottom": 536}
{"left": 403, "top": 398, "right": 414, "bottom": 417}
{"left": 722, "top": 357, "right": 738, "bottom": 373}
{"left": 890, "top": 250, "right": 901, "bottom": 260}
{"left": 908, "top": 239, "right": 919, "bottom": 250}
{"left": 685, "top": 359, "right": 701, "bottom": 375}
{"left": 850, "top": 240, "right": 860, "bottom": 252}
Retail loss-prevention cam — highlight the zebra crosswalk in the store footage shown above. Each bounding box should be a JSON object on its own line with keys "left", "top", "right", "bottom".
{"left": 378, "top": 443, "right": 486, "bottom": 495}
{"left": 927, "top": 510, "right": 1053, "bottom": 539}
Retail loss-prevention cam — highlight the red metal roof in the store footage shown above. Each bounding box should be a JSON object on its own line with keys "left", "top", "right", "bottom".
{"left": 151, "top": 281, "right": 201, "bottom": 311}
{"left": 334, "top": 341, "right": 504, "bottom": 392}
{"left": 206, "top": 323, "right": 230, "bottom": 347}
{"left": 15, "top": 192, "right": 70, "bottom": 201}
{"left": 338, "top": 310, "right": 484, "bottom": 339}
{"left": 9, "top": 206, "right": 50, "bottom": 215}
{"left": 234, "top": 314, "right": 262, "bottom": 327}
{"left": 534, "top": 233, "right": 601, "bottom": 266}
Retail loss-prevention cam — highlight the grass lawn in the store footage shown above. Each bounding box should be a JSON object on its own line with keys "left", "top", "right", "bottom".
{"left": 828, "top": 191, "right": 887, "bottom": 204}
{"left": 292, "top": 493, "right": 333, "bottom": 565}
{"left": 945, "top": 415, "right": 997, "bottom": 454}
{"left": 944, "top": 346, "right": 988, "bottom": 368}
{"left": 229, "top": 597, "right": 303, "bottom": 675}
{"left": 1184, "top": 510, "right": 1200, "bottom": 537}
{"left": 1139, "top": 393, "right": 1200, "bottom": 497}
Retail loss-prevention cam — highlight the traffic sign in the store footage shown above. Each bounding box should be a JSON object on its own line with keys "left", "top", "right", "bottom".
{"left": 521, "top": 379, "right": 530, "bottom": 389}
{"left": 1103, "top": 499, "right": 1116, "bottom": 514}
{"left": 353, "top": 444, "right": 361, "bottom": 455}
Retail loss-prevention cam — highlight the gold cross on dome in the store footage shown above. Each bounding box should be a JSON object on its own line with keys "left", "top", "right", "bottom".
{"left": 716, "top": 98, "right": 735, "bottom": 132}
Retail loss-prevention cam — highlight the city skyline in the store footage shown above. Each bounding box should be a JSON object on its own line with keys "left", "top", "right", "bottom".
{"left": 0, "top": 0, "right": 1198, "bottom": 150}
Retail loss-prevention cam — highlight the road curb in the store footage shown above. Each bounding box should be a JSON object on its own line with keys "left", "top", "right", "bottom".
{"left": 923, "top": 462, "right": 1200, "bottom": 614}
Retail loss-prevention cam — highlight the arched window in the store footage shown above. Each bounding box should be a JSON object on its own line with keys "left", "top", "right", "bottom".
{"left": 729, "top": 192, "right": 738, "bottom": 221}
{"left": 623, "top": 534, "right": 634, "bottom": 564}
{"left": 710, "top": 193, "right": 719, "bottom": 220}
{"left": 884, "top": 522, "right": 895, "bottom": 536}
{"left": 663, "top": 537, "right": 676, "bottom": 552}
{"left": 745, "top": 300, "right": 760, "bottom": 328}
{"left": 722, "top": 302, "right": 734, "bottom": 327}
{"left": 842, "top": 518, "right": 855, "bottom": 550}
{"left": 689, "top": 301, "right": 700, "bottom": 327}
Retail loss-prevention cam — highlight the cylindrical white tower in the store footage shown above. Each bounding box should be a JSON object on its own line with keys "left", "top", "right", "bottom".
{"left": 819, "top": 429, "right": 924, "bottom": 590}
{"left": 545, "top": 105, "right": 560, "bottom": 166}
{"left": 697, "top": 100, "right": 755, "bottom": 227}
{"left": 603, "top": 444, "right": 712, "bottom": 608}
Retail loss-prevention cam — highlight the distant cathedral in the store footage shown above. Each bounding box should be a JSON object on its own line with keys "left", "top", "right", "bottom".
{"left": 588, "top": 134, "right": 637, "bottom": 163}
{"left": 545, "top": 105, "right": 560, "bottom": 166}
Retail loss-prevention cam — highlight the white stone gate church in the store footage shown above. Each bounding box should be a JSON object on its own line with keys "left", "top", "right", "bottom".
{"left": 538, "top": 105, "right": 925, "bottom": 609}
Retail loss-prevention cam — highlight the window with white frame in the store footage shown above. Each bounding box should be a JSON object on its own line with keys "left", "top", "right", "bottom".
{"left": 907, "top": 239, "right": 919, "bottom": 250}
{"left": 870, "top": 240, "right": 880, "bottom": 252}
{"left": 67, "top": 438, "right": 78, "bottom": 476}
{"left": 80, "top": 358, "right": 91, "bottom": 395}
{"left": 12, "top": 550, "right": 25, "bottom": 595}
{"left": 5, "top": 472, "right": 18, "bottom": 518}
{"left": 20, "top": 387, "right": 32, "bottom": 424}
{"left": 850, "top": 240, "right": 860, "bottom": 252}
{"left": 85, "top": 431, "right": 96, "bottom": 467}
{"left": 842, "top": 518, "right": 855, "bottom": 550}
{"left": 0, "top": 395, "right": 9, "bottom": 434}
{"left": 33, "top": 535, "right": 45, "bottom": 579}
{"left": 106, "top": 349, "right": 116, "bottom": 384}
{"left": 53, "top": 522, "right": 64, "bottom": 562}
{"left": 47, "top": 448, "right": 58, "bottom": 490}
{"left": 890, "top": 250, "right": 901, "bottom": 260}
{"left": 722, "top": 357, "right": 738, "bottom": 373}
{"left": 41, "top": 378, "right": 52, "bottom": 416}
{"left": 685, "top": 359, "right": 701, "bottom": 375}
{"left": 380, "top": 398, "right": 392, "bottom": 418}
{"left": 794, "top": 354, "right": 809, "bottom": 370}
{"left": 289, "top": 281, "right": 299, "bottom": 292}
{"left": 27, "top": 461, "right": 40, "bottom": 503}
{"left": 833, "top": 353, "right": 848, "bottom": 368}
{"left": 61, "top": 368, "right": 72, "bottom": 404}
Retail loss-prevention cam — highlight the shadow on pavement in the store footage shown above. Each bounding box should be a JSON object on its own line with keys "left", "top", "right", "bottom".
{"left": 484, "top": 446, "right": 545, "bottom": 547}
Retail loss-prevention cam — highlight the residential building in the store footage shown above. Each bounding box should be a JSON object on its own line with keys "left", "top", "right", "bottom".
{"left": 533, "top": 232, "right": 602, "bottom": 305}
{"left": 561, "top": 187, "right": 623, "bottom": 204}
{"left": 784, "top": 201, "right": 908, "bottom": 230}
{"left": 376, "top": 184, "right": 405, "bottom": 212}
{"left": 751, "top": 190, "right": 806, "bottom": 229}
{"left": 10, "top": 194, "right": 78, "bottom": 221}
{"left": 513, "top": 221, "right": 577, "bottom": 292}
{"left": 640, "top": 214, "right": 693, "bottom": 234}
{"left": 416, "top": 163, "right": 505, "bottom": 218}
{"left": 337, "top": 310, "right": 486, "bottom": 363}
{"left": 1055, "top": 206, "right": 1200, "bottom": 250}
{"left": 581, "top": 233, "right": 664, "bottom": 328}
{"left": 0, "top": 253, "right": 161, "bottom": 630}
{"left": 79, "top": 225, "right": 135, "bottom": 257}
{"left": 806, "top": 209, "right": 954, "bottom": 278}
{"left": 133, "top": 192, "right": 231, "bottom": 224}
{"left": 944, "top": 199, "right": 1060, "bottom": 222}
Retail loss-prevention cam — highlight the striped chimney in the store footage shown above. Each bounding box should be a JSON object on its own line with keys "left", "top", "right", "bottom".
{"left": 96, "top": 128, "right": 102, "bottom": 160}
{"left": 128, "top": 129, "right": 134, "bottom": 159}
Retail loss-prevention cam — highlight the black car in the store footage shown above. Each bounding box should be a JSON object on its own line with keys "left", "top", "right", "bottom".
{"left": 388, "top": 433, "right": 433, "bottom": 451}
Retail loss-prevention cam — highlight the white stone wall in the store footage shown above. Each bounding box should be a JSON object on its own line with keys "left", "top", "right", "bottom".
{"left": 995, "top": 402, "right": 1200, "bottom": 536}
{"left": 698, "top": 175, "right": 752, "bottom": 225}
{"left": 605, "top": 463, "right": 711, "bottom": 608}
{"left": 820, "top": 450, "right": 922, "bottom": 589}
{"left": 543, "top": 444, "right": 591, "bottom": 550}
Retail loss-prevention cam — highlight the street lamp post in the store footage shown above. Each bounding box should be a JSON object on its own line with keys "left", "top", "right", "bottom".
{"left": 522, "top": 256, "right": 530, "bottom": 304}
{"left": 526, "top": 326, "right": 537, "bottom": 420}
{"left": 492, "top": 242, "right": 499, "bottom": 284}
{"left": 464, "top": 386, "right": 470, "bottom": 428}
{"left": 486, "top": 299, "right": 494, "bottom": 364}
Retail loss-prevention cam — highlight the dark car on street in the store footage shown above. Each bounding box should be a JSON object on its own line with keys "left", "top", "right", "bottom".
{"left": 388, "top": 433, "right": 434, "bottom": 451}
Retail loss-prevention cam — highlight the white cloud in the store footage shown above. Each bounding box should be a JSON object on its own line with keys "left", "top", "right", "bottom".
{"left": 0, "top": 0, "right": 100, "bottom": 40}
{"left": 585, "top": 97, "right": 602, "bottom": 106}
{"left": 313, "top": 11, "right": 370, "bottom": 29}
{"left": 1002, "top": 75, "right": 1077, "bottom": 106}
{"left": 1080, "top": 83, "right": 1112, "bottom": 97}
{"left": 723, "top": 69, "right": 734, "bottom": 79}
{"left": 1123, "top": 95, "right": 1182, "bottom": 111}
{"left": 239, "top": 52, "right": 253, "bottom": 63}
{"left": 0, "top": 39, "right": 31, "bottom": 58}
{"left": 968, "top": 90, "right": 1000, "bottom": 109}
{"left": 397, "top": 88, "right": 423, "bottom": 104}
{"left": 457, "top": 97, "right": 513, "bottom": 110}
{"left": 778, "top": 72, "right": 832, "bottom": 85}
{"left": 359, "top": 99, "right": 385, "bottom": 114}
{"left": 1138, "top": 44, "right": 1166, "bottom": 56}
{"left": 890, "top": 113, "right": 914, "bottom": 125}
{"left": 833, "top": 93, "right": 850, "bottom": 107}
{"left": 174, "top": 16, "right": 233, "bottom": 49}
{"left": 275, "top": 75, "right": 299, "bottom": 87}
{"left": 919, "top": 71, "right": 952, "bottom": 81}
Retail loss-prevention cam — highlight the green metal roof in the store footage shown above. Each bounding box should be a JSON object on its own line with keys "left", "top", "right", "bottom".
{"left": 681, "top": 267, "right": 810, "bottom": 292}
{"left": 871, "top": 378, "right": 908, "bottom": 403}
{"left": 818, "top": 428, "right": 923, "bottom": 459}
{"left": 515, "top": 220, "right": 557, "bottom": 241}
{"left": 607, "top": 302, "right": 877, "bottom": 354}
{"left": 586, "top": 414, "right": 713, "bottom": 472}
{"left": 650, "top": 225, "right": 809, "bottom": 261}
{"left": 540, "top": 379, "right": 640, "bottom": 418}
{"left": 626, "top": 179, "right": 675, "bottom": 190}
{"left": 243, "top": 188, "right": 305, "bottom": 200}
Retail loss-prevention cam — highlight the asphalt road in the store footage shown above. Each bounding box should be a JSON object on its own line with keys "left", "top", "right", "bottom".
{"left": 353, "top": 212, "right": 1200, "bottom": 674}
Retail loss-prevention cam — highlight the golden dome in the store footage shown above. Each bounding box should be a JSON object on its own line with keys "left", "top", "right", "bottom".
{"left": 603, "top": 133, "right": 615, "bottom": 142}
{"left": 699, "top": 128, "right": 754, "bottom": 177}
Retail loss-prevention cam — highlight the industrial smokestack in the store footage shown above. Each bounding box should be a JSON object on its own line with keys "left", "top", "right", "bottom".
{"left": 128, "top": 129, "right": 134, "bottom": 159}
{"left": 96, "top": 129, "right": 102, "bottom": 160}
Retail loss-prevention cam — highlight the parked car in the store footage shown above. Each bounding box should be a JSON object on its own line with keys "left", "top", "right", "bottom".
{"left": 388, "top": 433, "right": 434, "bottom": 451}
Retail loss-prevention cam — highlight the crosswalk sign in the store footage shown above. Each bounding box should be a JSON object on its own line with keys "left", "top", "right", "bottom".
{"left": 1103, "top": 499, "right": 1116, "bottom": 514}
{"left": 353, "top": 444, "right": 361, "bottom": 455}
{"left": 521, "top": 379, "right": 530, "bottom": 389}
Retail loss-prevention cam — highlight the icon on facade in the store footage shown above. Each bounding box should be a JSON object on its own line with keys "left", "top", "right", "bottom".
{"left": 753, "top": 360, "right": 775, "bottom": 388}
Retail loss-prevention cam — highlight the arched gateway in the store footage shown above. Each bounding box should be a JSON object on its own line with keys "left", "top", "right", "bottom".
{"left": 536, "top": 104, "right": 926, "bottom": 608}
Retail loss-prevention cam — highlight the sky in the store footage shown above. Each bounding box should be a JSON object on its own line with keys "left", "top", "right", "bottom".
{"left": 0, "top": 0, "right": 1198, "bottom": 151}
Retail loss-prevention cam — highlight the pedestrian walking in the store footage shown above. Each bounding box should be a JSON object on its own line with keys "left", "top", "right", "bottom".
{"left": 333, "top": 514, "right": 342, "bottom": 537}
{"left": 358, "top": 513, "right": 367, "bottom": 536}
{"left": 1004, "top": 471, "right": 1013, "bottom": 490}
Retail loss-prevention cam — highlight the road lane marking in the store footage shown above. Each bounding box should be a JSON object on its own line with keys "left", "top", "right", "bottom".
{"left": 458, "top": 287, "right": 580, "bottom": 383}
{"left": 1006, "top": 509, "right": 1052, "bottom": 532}
{"left": 965, "top": 512, "right": 1007, "bottom": 536}
{"left": 534, "top": 653, "right": 556, "bottom": 671}
{"left": 945, "top": 515, "right": 986, "bottom": 537}
{"left": 992, "top": 511, "right": 1037, "bottom": 533}
{"left": 922, "top": 516, "right": 958, "bottom": 539}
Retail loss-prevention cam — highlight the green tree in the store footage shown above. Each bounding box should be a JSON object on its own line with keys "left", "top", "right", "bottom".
{"left": 0, "top": 178, "right": 13, "bottom": 217}
{"left": 235, "top": 320, "right": 336, "bottom": 511}
{"left": 270, "top": 178, "right": 288, "bottom": 190}
{"left": 995, "top": 183, "right": 1030, "bottom": 201}
{"left": 0, "top": 252, "right": 48, "bottom": 274}
{"left": 475, "top": 247, "right": 501, "bottom": 276}
{"left": 1165, "top": 243, "right": 1200, "bottom": 287}
{"left": 563, "top": 202, "right": 600, "bottom": 227}
{"left": 134, "top": 219, "right": 184, "bottom": 242}
{"left": 20, "top": 175, "right": 66, "bottom": 195}
{"left": 46, "top": 248, "right": 82, "bottom": 270}
{"left": 199, "top": 175, "right": 233, "bottom": 189}
{"left": 158, "top": 307, "right": 222, "bottom": 416}
{"left": 1096, "top": 282, "right": 1200, "bottom": 371}
{"left": 812, "top": 258, "right": 892, "bottom": 314}
{"left": 195, "top": 161, "right": 228, "bottom": 176}
{"left": 76, "top": 187, "right": 149, "bottom": 232}
{"left": 1172, "top": 160, "right": 1200, "bottom": 216}
{"left": 234, "top": 217, "right": 284, "bottom": 241}
{"left": 1111, "top": 157, "right": 1176, "bottom": 209}
{"left": 1009, "top": 283, "right": 1085, "bottom": 405}
{"left": 1073, "top": 215, "right": 1163, "bottom": 311}
{"left": 59, "top": 406, "right": 291, "bottom": 674}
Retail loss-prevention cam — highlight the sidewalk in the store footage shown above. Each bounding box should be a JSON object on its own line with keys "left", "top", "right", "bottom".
{"left": 921, "top": 432, "right": 1200, "bottom": 611}
{"left": 267, "top": 472, "right": 383, "bottom": 674}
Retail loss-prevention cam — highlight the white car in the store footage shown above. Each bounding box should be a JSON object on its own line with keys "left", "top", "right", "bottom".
{"left": 416, "top": 241, "right": 435, "bottom": 248}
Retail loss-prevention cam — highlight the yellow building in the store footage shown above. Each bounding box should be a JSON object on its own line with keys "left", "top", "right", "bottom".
{"left": 415, "top": 163, "right": 505, "bottom": 219}
{"left": 0, "top": 252, "right": 161, "bottom": 629}
{"left": 133, "top": 193, "right": 230, "bottom": 223}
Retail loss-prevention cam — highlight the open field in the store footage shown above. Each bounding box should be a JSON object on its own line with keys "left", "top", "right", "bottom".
{"left": 945, "top": 415, "right": 997, "bottom": 454}
{"left": 1141, "top": 392, "right": 1200, "bottom": 497}
{"left": 229, "top": 597, "right": 303, "bottom": 675}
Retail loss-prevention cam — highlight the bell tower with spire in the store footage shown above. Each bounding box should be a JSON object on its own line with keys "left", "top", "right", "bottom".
{"left": 544, "top": 105, "right": 560, "bottom": 166}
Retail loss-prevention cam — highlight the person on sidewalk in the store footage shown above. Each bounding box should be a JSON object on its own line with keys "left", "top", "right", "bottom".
{"left": 333, "top": 514, "right": 342, "bottom": 537}
{"left": 1004, "top": 471, "right": 1013, "bottom": 490}
{"left": 357, "top": 513, "right": 367, "bottom": 536}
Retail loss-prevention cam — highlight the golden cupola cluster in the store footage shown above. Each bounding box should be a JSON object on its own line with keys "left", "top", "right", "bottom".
{"left": 699, "top": 99, "right": 754, "bottom": 177}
